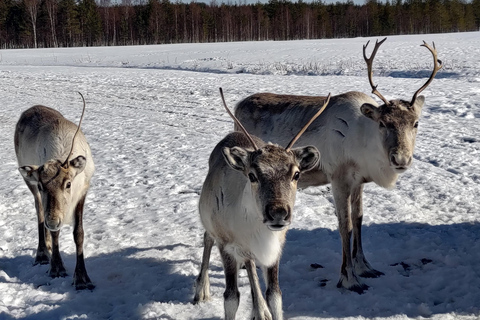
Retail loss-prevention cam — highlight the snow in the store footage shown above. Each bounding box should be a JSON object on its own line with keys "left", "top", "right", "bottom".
{"left": 0, "top": 31, "right": 479, "bottom": 320}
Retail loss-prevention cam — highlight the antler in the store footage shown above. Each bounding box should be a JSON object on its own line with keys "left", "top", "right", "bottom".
{"left": 219, "top": 88, "right": 259, "bottom": 151}
{"left": 410, "top": 41, "right": 442, "bottom": 105}
{"left": 285, "top": 93, "right": 331, "bottom": 152}
{"left": 363, "top": 37, "right": 390, "bottom": 106}
{"left": 62, "top": 92, "right": 86, "bottom": 168}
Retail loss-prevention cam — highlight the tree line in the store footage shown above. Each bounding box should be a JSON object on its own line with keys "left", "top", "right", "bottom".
{"left": 0, "top": 0, "right": 479, "bottom": 49}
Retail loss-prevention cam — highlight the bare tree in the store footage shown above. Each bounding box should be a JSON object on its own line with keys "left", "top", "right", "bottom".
{"left": 45, "top": 0, "right": 58, "bottom": 47}
{"left": 24, "top": 0, "right": 39, "bottom": 48}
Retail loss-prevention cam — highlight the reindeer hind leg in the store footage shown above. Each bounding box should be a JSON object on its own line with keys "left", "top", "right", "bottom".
{"left": 194, "top": 231, "right": 215, "bottom": 303}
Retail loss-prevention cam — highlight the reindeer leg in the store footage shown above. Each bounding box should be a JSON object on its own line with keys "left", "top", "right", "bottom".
{"left": 26, "top": 182, "right": 51, "bottom": 265}
{"left": 49, "top": 229, "right": 67, "bottom": 278}
{"left": 263, "top": 262, "right": 283, "bottom": 320}
{"left": 352, "top": 184, "right": 384, "bottom": 278}
{"left": 244, "top": 260, "right": 272, "bottom": 320}
{"left": 194, "top": 231, "right": 215, "bottom": 303}
{"left": 219, "top": 246, "right": 240, "bottom": 320}
{"left": 332, "top": 179, "right": 368, "bottom": 294}
{"left": 73, "top": 195, "right": 94, "bottom": 290}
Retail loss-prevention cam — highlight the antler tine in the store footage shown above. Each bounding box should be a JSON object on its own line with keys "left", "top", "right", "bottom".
{"left": 62, "top": 92, "right": 86, "bottom": 168}
{"left": 363, "top": 37, "right": 390, "bottom": 106}
{"left": 410, "top": 41, "right": 443, "bottom": 105}
{"left": 219, "top": 88, "right": 259, "bottom": 151}
{"left": 285, "top": 93, "right": 331, "bottom": 152}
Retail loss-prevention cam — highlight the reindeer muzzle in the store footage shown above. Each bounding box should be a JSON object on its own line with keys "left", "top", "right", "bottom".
{"left": 389, "top": 151, "right": 412, "bottom": 172}
{"left": 264, "top": 203, "right": 292, "bottom": 231}
{"left": 45, "top": 217, "right": 62, "bottom": 231}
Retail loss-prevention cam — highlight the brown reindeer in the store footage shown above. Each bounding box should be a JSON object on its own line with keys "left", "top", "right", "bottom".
{"left": 233, "top": 39, "right": 442, "bottom": 293}
{"left": 15, "top": 93, "right": 95, "bottom": 290}
{"left": 194, "top": 89, "right": 329, "bottom": 319}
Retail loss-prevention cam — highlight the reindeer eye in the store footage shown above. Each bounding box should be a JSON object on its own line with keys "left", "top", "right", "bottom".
{"left": 66, "top": 182, "right": 71, "bottom": 189}
{"left": 248, "top": 173, "right": 258, "bottom": 183}
{"left": 414, "top": 121, "right": 419, "bottom": 128}
{"left": 293, "top": 171, "right": 300, "bottom": 181}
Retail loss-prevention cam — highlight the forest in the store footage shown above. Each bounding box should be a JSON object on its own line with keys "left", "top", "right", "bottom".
{"left": 0, "top": 0, "right": 479, "bottom": 49}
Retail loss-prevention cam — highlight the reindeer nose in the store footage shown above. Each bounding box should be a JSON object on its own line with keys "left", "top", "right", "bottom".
{"left": 390, "top": 153, "right": 412, "bottom": 169}
{"left": 265, "top": 204, "right": 291, "bottom": 230}
{"left": 45, "top": 218, "right": 61, "bottom": 231}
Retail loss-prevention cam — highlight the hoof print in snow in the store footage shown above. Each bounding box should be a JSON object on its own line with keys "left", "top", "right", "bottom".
{"left": 391, "top": 258, "right": 433, "bottom": 277}
{"left": 310, "top": 263, "right": 324, "bottom": 269}
{"left": 461, "top": 137, "right": 477, "bottom": 143}
{"left": 319, "top": 279, "right": 329, "bottom": 287}
{"left": 390, "top": 261, "right": 411, "bottom": 276}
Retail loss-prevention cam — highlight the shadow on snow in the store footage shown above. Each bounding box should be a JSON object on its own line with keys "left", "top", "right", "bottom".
{"left": 282, "top": 222, "right": 480, "bottom": 318}
{"left": 1, "top": 222, "right": 480, "bottom": 319}
{"left": 0, "top": 244, "right": 196, "bottom": 320}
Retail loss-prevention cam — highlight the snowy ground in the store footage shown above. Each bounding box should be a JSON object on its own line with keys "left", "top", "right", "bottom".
{"left": 0, "top": 32, "right": 479, "bottom": 320}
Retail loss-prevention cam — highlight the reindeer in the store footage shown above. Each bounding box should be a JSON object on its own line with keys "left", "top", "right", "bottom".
{"left": 14, "top": 93, "right": 95, "bottom": 290}
{"left": 233, "top": 39, "right": 442, "bottom": 294}
{"left": 193, "top": 89, "right": 328, "bottom": 319}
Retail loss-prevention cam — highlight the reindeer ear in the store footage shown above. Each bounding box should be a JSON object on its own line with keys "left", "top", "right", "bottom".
{"left": 292, "top": 146, "right": 320, "bottom": 172}
{"left": 69, "top": 156, "right": 86, "bottom": 176}
{"left": 412, "top": 95, "right": 425, "bottom": 116}
{"left": 222, "top": 147, "right": 249, "bottom": 172}
{"left": 19, "top": 165, "right": 40, "bottom": 183}
{"left": 361, "top": 103, "right": 381, "bottom": 122}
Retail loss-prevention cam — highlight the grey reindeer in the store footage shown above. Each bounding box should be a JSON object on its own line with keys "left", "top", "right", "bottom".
{"left": 194, "top": 89, "right": 329, "bottom": 319}
{"left": 232, "top": 39, "right": 442, "bottom": 293}
{"left": 15, "top": 93, "right": 95, "bottom": 290}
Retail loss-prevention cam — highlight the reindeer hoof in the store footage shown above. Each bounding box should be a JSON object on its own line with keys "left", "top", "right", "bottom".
{"left": 336, "top": 273, "right": 369, "bottom": 294}
{"left": 351, "top": 283, "right": 369, "bottom": 295}
{"left": 74, "top": 272, "right": 95, "bottom": 290}
{"left": 193, "top": 287, "right": 210, "bottom": 304}
{"left": 34, "top": 255, "right": 50, "bottom": 266}
{"left": 359, "top": 269, "right": 384, "bottom": 278}
{"left": 337, "top": 280, "right": 369, "bottom": 294}
{"left": 75, "top": 281, "right": 95, "bottom": 291}
{"left": 49, "top": 267, "right": 68, "bottom": 278}
{"left": 48, "top": 269, "right": 68, "bottom": 278}
{"left": 193, "top": 277, "right": 211, "bottom": 304}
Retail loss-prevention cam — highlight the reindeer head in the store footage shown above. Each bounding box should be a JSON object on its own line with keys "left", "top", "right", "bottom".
{"left": 361, "top": 38, "right": 441, "bottom": 172}
{"left": 223, "top": 143, "right": 319, "bottom": 230}
{"left": 219, "top": 88, "right": 325, "bottom": 230}
{"left": 19, "top": 157, "right": 86, "bottom": 231}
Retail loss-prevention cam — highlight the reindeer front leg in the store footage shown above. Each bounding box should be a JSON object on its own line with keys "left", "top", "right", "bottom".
{"left": 351, "top": 184, "right": 384, "bottom": 278}
{"left": 49, "top": 230, "right": 67, "bottom": 278}
{"left": 245, "top": 259, "right": 272, "bottom": 320}
{"left": 219, "top": 246, "right": 240, "bottom": 320}
{"left": 26, "top": 183, "right": 51, "bottom": 265}
{"left": 263, "top": 262, "right": 283, "bottom": 320}
{"left": 73, "top": 195, "right": 94, "bottom": 290}
{"left": 332, "top": 179, "right": 368, "bottom": 294}
{"left": 194, "top": 231, "right": 215, "bottom": 303}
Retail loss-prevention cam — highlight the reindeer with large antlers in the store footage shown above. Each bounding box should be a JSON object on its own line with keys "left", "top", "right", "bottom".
{"left": 194, "top": 89, "right": 328, "bottom": 319}
{"left": 14, "top": 93, "right": 95, "bottom": 290}
{"left": 233, "top": 38, "right": 442, "bottom": 294}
